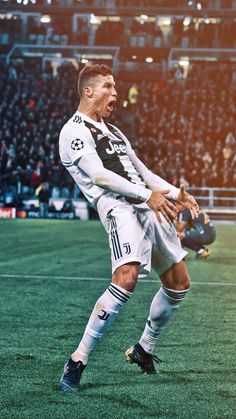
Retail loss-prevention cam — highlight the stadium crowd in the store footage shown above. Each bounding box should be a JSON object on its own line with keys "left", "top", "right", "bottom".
{"left": 0, "top": 59, "right": 236, "bottom": 205}
{"left": 95, "top": 17, "right": 236, "bottom": 49}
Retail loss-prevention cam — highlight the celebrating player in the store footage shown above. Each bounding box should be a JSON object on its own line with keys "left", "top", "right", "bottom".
{"left": 58, "top": 64, "right": 199, "bottom": 392}
{"left": 176, "top": 208, "right": 216, "bottom": 260}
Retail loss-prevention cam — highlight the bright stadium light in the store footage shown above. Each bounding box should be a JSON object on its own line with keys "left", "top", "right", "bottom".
{"left": 132, "top": 55, "right": 137, "bottom": 60}
{"left": 90, "top": 14, "right": 98, "bottom": 25}
{"left": 140, "top": 14, "right": 148, "bottom": 20}
{"left": 40, "top": 15, "right": 51, "bottom": 23}
{"left": 179, "top": 58, "right": 189, "bottom": 67}
{"left": 197, "top": 2, "right": 202, "bottom": 9}
{"left": 161, "top": 17, "right": 171, "bottom": 26}
{"left": 137, "top": 14, "right": 148, "bottom": 24}
{"left": 146, "top": 57, "right": 153, "bottom": 63}
{"left": 183, "top": 17, "right": 191, "bottom": 26}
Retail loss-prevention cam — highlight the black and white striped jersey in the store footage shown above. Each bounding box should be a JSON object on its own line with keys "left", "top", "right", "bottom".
{"left": 59, "top": 111, "right": 148, "bottom": 206}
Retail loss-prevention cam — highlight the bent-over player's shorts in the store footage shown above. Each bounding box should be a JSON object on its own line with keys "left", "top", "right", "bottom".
{"left": 97, "top": 196, "right": 187, "bottom": 278}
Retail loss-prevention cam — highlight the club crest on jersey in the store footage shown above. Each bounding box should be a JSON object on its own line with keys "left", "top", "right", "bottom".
{"left": 106, "top": 140, "right": 126, "bottom": 155}
{"left": 71, "top": 138, "right": 84, "bottom": 151}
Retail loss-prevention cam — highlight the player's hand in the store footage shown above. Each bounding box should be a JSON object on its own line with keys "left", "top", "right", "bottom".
{"left": 176, "top": 185, "right": 199, "bottom": 218}
{"left": 147, "top": 190, "right": 178, "bottom": 223}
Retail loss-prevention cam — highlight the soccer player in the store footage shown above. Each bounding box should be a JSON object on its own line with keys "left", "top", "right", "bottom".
{"left": 58, "top": 64, "right": 199, "bottom": 393}
{"left": 176, "top": 208, "right": 216, "bottom": 260}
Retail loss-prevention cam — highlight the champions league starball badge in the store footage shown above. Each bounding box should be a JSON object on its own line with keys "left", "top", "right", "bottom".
{"left": 71, "top": 138, "right": 84, "bottom": 151}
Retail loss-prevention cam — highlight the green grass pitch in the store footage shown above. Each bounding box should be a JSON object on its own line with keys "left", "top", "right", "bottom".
{"left": 0, "top": 219, "right": 236, "bottom": 419}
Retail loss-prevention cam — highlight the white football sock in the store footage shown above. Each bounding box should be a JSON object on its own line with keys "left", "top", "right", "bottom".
{"left": 139, "top": 285, "right": 189, "bottom": 354}
{"left": 72, "top": 283, "right": 132, "bottom": 364}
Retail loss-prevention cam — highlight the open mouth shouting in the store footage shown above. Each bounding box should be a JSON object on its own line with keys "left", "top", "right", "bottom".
{"left": 107, "top": 99, "right": 116, "bottom": 112}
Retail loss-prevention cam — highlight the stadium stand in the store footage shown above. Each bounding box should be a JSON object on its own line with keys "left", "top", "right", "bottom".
{"left": 1, "top": 11, "right": 236, "bottom": 49}
{"left": 0, "top": 0, "right": 236, "bottom": 219}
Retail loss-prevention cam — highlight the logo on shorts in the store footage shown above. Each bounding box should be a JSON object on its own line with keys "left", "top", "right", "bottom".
{"left": 123, "top": 242, "right": 131, "bottom": 255}
{"left": 71, "top": 138, "right": 84, "bottom": 151}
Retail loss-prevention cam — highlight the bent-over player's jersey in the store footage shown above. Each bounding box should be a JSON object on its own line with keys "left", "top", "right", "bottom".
{"left": 59, "top": 111, "right": 147, "bottom": 207}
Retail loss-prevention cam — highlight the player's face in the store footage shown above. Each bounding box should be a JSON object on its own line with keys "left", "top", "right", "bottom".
{"left": 90, "top": 74, "right": 117, "bottom": 119}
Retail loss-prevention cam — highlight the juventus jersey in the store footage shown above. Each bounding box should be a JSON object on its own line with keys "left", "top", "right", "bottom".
{"left": 59, "top": 111, "right": 148, "bottom": 207}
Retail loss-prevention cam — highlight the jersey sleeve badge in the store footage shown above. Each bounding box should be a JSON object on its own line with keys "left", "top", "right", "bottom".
{"left": 71, "top": 138, "right": 84, "bottom": 151}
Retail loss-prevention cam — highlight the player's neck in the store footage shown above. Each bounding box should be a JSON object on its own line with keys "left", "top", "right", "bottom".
{"left": 77, "top": 104, "right": 102, "bottom": 123}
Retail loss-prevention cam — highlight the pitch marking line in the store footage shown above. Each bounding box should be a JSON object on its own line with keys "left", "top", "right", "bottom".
{"left": 0, "top": 273, "right": 235, "bottom": 287}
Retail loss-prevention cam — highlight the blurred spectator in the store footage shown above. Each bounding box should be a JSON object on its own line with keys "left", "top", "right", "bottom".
{"left": 128, "top": 84, "right": 139, "bottom": 106}
{"left": 36, "top": 182, "right": 50, "bottom": 218}
{"left": 62, "top": 198, "right": 75, "bottom": 214}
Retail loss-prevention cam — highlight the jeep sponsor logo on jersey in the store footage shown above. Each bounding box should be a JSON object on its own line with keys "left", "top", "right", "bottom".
{"left": 105, "top": 140, "right": 126, "bottom": 155}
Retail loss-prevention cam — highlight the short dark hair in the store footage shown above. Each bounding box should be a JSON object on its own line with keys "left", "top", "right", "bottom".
{"left": 77, "top": 64, "right": 113, "bottom": 98}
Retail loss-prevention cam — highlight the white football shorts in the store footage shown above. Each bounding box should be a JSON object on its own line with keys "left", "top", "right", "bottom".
{"left": 97, "top": 195, "right": 187, "bottom": 278}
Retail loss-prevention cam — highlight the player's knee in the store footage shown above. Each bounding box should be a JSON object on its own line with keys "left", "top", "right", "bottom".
{"left": 174, "top": 261, "right": 191, "bottom": 290}
{"left": 165, "top": 276, "right": 190, "bottom": 291}
{"left": 112, "top": 263, "right": 139, "bottom": 292}
{"left": 177, "top": 272, "right": 191, "bottom": 291}
{"left": 172, "top": 268, "right": 191, "bottom": 291}
{"left": 161, "top": 261, "right": 191, "bottom": 291}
